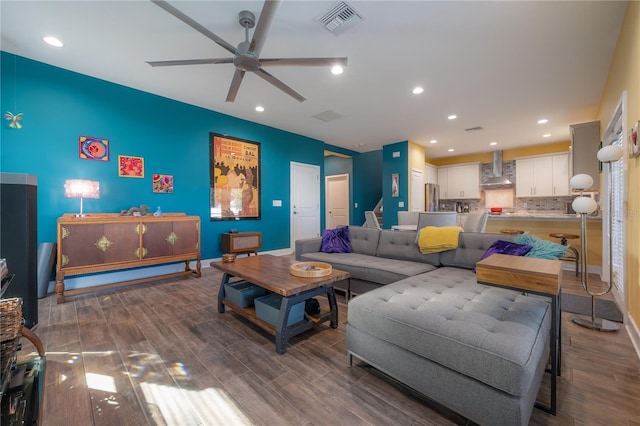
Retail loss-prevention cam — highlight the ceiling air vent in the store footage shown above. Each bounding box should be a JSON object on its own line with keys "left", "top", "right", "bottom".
{"left": 465, "top": 126, "right": 483, "bottom": 132}
{"left": 315, "top": 1, "right": 363, "bottom": 35}
{"left": 312, "top": 110, "right": 344, "bottom": 122}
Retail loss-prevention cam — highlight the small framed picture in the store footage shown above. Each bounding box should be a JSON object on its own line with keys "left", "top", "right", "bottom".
{"left": 79, "top": 136, "right": 109, "bottom": 161}
{"left": 152, "top": 174, "right": 174, "bottom": 193}
{"left": 629, "top": 121, "right": 639, "bottom": 158}
{"left": 118, "top": 155, "right": 144, "bottom": 178}
{"left": 391, "top": 173, "right": 399, "bottom": 198}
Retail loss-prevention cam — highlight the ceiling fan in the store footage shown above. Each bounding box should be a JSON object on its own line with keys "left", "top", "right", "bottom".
{"left": 148, "top": 0, "right": 348, "bottom": 103}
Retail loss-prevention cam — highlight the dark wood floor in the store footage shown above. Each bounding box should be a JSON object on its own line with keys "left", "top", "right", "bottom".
{"left": 20, "top": 262, "right": 640, "bottom": 425}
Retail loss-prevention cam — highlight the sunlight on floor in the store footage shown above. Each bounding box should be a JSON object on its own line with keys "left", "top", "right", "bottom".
{"left": 85, "top": 372, "right": 117, "bottom": 393}
{"left": 140, "top": 382, "right": 252, "bottom": 425}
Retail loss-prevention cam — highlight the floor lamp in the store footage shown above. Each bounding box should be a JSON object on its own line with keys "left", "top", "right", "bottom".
{"left": 570, "top": 143, "right": 623, "bottom": 332}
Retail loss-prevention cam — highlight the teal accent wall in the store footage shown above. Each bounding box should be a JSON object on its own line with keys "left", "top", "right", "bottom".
{"left": 0, "top": 52, "right": 326, "bottom": 259}
{"left": 382, "top": 141, "right": 409, "bottom": 229}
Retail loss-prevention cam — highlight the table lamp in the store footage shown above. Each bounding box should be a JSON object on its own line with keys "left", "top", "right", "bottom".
{"left": 64, "top": 179, "right": 100, "bottom": 217}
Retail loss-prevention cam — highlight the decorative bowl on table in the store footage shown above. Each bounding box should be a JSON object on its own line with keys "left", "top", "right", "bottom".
{"left": 290, "top": 262, "right": 332, "bottom": 278}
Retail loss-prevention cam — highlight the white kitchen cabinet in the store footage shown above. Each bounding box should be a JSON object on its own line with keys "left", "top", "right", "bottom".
{"left": 552, "top": 154, "right": 570, "bottom": 196}
{"left": 437, "top": 167, "right": 449, "bottom": 198}
{"left": 516, "top": 154, "right": 569, "bottom": 197}
{"left": 425, "top": 163, "right": 438, "bottom": 184}
{"left": 438, "top": 164, "right": 480, "bottom": 199}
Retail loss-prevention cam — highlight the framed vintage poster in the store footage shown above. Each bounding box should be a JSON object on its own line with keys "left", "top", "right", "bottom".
{"left": 79, "top": 136, "right": 109, "bottom": 161}
{"left": 209, "top": 133, "right": 260, "bottom": 220}
{"left": 118, "top": 155, "right": 144, "bottom": 178}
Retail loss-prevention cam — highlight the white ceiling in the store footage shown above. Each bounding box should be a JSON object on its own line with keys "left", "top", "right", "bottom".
{"left": 0, "top": 1, "right": 627, "bottom": 158}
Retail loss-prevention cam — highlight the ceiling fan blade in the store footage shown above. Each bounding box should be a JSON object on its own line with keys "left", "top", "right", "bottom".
{"left": 259, "top": 57, "right": 348, "bottom": 67}
{"left": 226, "top": 69, "right": 246, "bottom": 103}
{"left": 151, "top": 0, "right": 237, "bottom": 55}
{"left": 255, "top": 68, "right": 306, "bottom": 102}
{"left": 147, "top": 58, "right": 234, "bottom": 67}
{"left": 248, "top": 0, "right": 282, "bottom": 56}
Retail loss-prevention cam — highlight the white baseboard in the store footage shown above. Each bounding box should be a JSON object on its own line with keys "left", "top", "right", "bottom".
{"left": 46, "top": 247, "right": 295, "bottom": 294}
{"left": 626, "top": 314, "right": 640, "bottom": 361}
{"left": 560, "top": 261, "right": 601, "bottom": 275}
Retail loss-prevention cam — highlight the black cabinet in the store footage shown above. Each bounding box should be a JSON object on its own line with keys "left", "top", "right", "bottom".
{"left": 0, "top": 173, "right": 38, "bottom": 328}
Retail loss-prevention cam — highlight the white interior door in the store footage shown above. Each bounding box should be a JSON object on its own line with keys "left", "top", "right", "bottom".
{"left": 290, "top": 162, "right": 320, "bottom": 248}
{"left": 411, "top": 168, "right": 424, "bottom": 211}
{"left": 325, "top": 174, "right": 349, "bottom": 229}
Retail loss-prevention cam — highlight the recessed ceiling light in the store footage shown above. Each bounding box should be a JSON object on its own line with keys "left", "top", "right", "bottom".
{"left": 448, "top": 148, "right": 455, "bottom": 152}
{"left": 430, "top": 139, "right": 437, "bottom": 144}
{"left": 490, "top": 141, "right": 497, "bottom": 146}
{"left": 543, "top": 133, "right": 551, "bottom": 138}
{"left": 537, "top": 119, "right": 548, "bottom": 124}
{"left": 255, "top": 106, "right": 264, "bottom": 112}
{"left": 448, "top": 115, "right": 457, "bottom": 120}
{"left": 43, "top": 36, "right": 63, "bottom": 47}
{"left": 412, "top": 86, "right": 424, "bottom": 95}
{"left": 331, "top": 65, "right": 343, "bottom": 75}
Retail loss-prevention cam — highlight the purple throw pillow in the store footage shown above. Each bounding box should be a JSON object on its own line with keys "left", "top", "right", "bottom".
{"left": 480, "top": 240, "right": 533, "bottom": 261}
{"left": 320, "top": 226, "right": 351, "bottom": 253}
{"left": 473, "top": 240, "right": 532, "bottom": 273}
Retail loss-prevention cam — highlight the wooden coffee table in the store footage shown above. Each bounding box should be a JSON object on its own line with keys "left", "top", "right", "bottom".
{"left": 475, "top": 253, "right": 562, "bottom": 415}
{"left": 210, "top": 254, "right": 350, "bottom": 354}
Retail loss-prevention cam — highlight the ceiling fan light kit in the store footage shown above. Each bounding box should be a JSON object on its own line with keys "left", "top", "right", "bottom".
{"left": 149, "top": 0, "right": 348, "bottom": 103}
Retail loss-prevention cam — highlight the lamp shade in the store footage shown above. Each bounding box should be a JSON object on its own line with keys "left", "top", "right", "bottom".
{"left": 597, "top": 144, "right": 624, "bottom": 162}
{"left": 64, "top": 179, "right": 100, "bottom": 199}
{"left": 569, "top": 174, "right": 594, "bottom": 190}
{"left": 572, "top": 196, "right": 598, "bottom": 214}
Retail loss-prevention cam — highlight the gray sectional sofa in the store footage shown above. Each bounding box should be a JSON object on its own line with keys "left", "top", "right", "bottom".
{"left": 295, "top": 226, "right": 551, "bottom": 426}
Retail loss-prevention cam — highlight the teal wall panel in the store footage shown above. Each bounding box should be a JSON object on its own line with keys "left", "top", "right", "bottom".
{"left": 382, "top": 141, "right": 408, "bottom": 229}
{"left": 352, "top": 150, "right": 382, "bottom": 225}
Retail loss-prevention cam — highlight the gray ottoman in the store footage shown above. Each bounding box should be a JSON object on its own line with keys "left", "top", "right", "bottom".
{"left": 347, "top": 267, "right": 551, "bottom": 426}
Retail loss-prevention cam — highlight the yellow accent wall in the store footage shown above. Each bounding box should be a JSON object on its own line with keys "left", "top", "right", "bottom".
{"left": 597, "top": 1, "right": 640, "bottom": 329}
{"left": 426, "top": 141, "right": 571, "bottom": 166}
{"left": 408, "top": 141, "right": 426, "bottom": 209}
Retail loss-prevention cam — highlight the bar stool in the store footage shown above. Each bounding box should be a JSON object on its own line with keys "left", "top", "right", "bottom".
{"left": 500, "top": 229, "right": 524, "bottom": 235}
{"left": 549, "top": 233, "right": 580, "bottom": 276}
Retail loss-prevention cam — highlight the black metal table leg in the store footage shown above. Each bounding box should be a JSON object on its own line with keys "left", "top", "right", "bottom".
{"left": 218, "top": 273, "right": 231, "bottom": 313}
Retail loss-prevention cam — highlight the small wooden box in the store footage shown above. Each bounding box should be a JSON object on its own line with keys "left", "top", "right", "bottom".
{"left": 221, "top": 232, "right": 262, "bottom": 254}
{"left": 475, "top": 254, "right": 562, "bottom": 296}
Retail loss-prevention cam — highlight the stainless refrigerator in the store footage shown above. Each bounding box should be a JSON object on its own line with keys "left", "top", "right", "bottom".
{"left": 425, "top": 183, "right": 440, "bottom": 212}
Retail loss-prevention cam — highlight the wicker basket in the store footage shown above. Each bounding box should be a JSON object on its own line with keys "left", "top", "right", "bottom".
{"left": 0, "top": 297, "right": 23, "bottom": 342}
{"left": 0, "top": 336, "right": 19, "bottom": 383}
{"left": 290, "top": 262, "right": 332, "bottom": 278}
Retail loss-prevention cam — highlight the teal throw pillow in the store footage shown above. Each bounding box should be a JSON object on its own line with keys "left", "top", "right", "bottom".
{"left": 514, "top": 232, "right": 568, "bottom": 259}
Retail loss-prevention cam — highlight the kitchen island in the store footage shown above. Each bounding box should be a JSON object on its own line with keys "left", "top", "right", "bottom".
{"left": 484, "top": 213, "right": 602, "bottom": 271}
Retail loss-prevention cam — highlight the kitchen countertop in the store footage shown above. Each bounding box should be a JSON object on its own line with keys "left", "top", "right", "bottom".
{"left": 486, "top": 213, "right": 601, "bottom": 221}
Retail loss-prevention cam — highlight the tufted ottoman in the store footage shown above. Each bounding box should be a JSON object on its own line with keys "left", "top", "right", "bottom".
{"left": 347, "top": 267, "right": 551, "bottom": 426}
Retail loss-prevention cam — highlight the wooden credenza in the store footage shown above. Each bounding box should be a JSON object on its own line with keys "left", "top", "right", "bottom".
{"left": 55, "top": 213, "right": 201, "bottom": 303}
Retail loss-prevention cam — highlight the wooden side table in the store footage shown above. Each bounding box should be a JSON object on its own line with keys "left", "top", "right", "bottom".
{"left": 220, "top": 232, "right": 262, "bottom": 256}
{"left": 475, "top": 254, "right": 562, "bottom": 416}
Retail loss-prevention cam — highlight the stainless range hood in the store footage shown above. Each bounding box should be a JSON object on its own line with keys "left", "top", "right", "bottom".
{"left": 482, "top": 151, "right": 513, "bottom": 186}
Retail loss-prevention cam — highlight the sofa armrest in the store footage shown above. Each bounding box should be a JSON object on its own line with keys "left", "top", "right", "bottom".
{"left": 295, "top": 237, "right": 322, "bottom": 260}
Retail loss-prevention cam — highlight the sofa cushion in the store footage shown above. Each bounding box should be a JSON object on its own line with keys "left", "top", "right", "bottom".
{"left": 320, "top": 226, "right": 351, "bottom": 253}
{"left": 347, "top": 267, "right": 550, "bottom": 397}
{"left": 439, "top": 232, "right": 516, "bottom": 269}
{"left": 376, "top": 230, "right": 441, "bottom": 267}
{"left": 299, "top": 252, "right": 437, "bottom": 285}
{"left": 348, "top": 226, "right": 381, "bottom": 256}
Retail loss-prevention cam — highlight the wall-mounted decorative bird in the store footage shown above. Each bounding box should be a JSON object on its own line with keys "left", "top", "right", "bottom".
{"left": 4, "top": 111, "right": 23, "bottom": 129}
